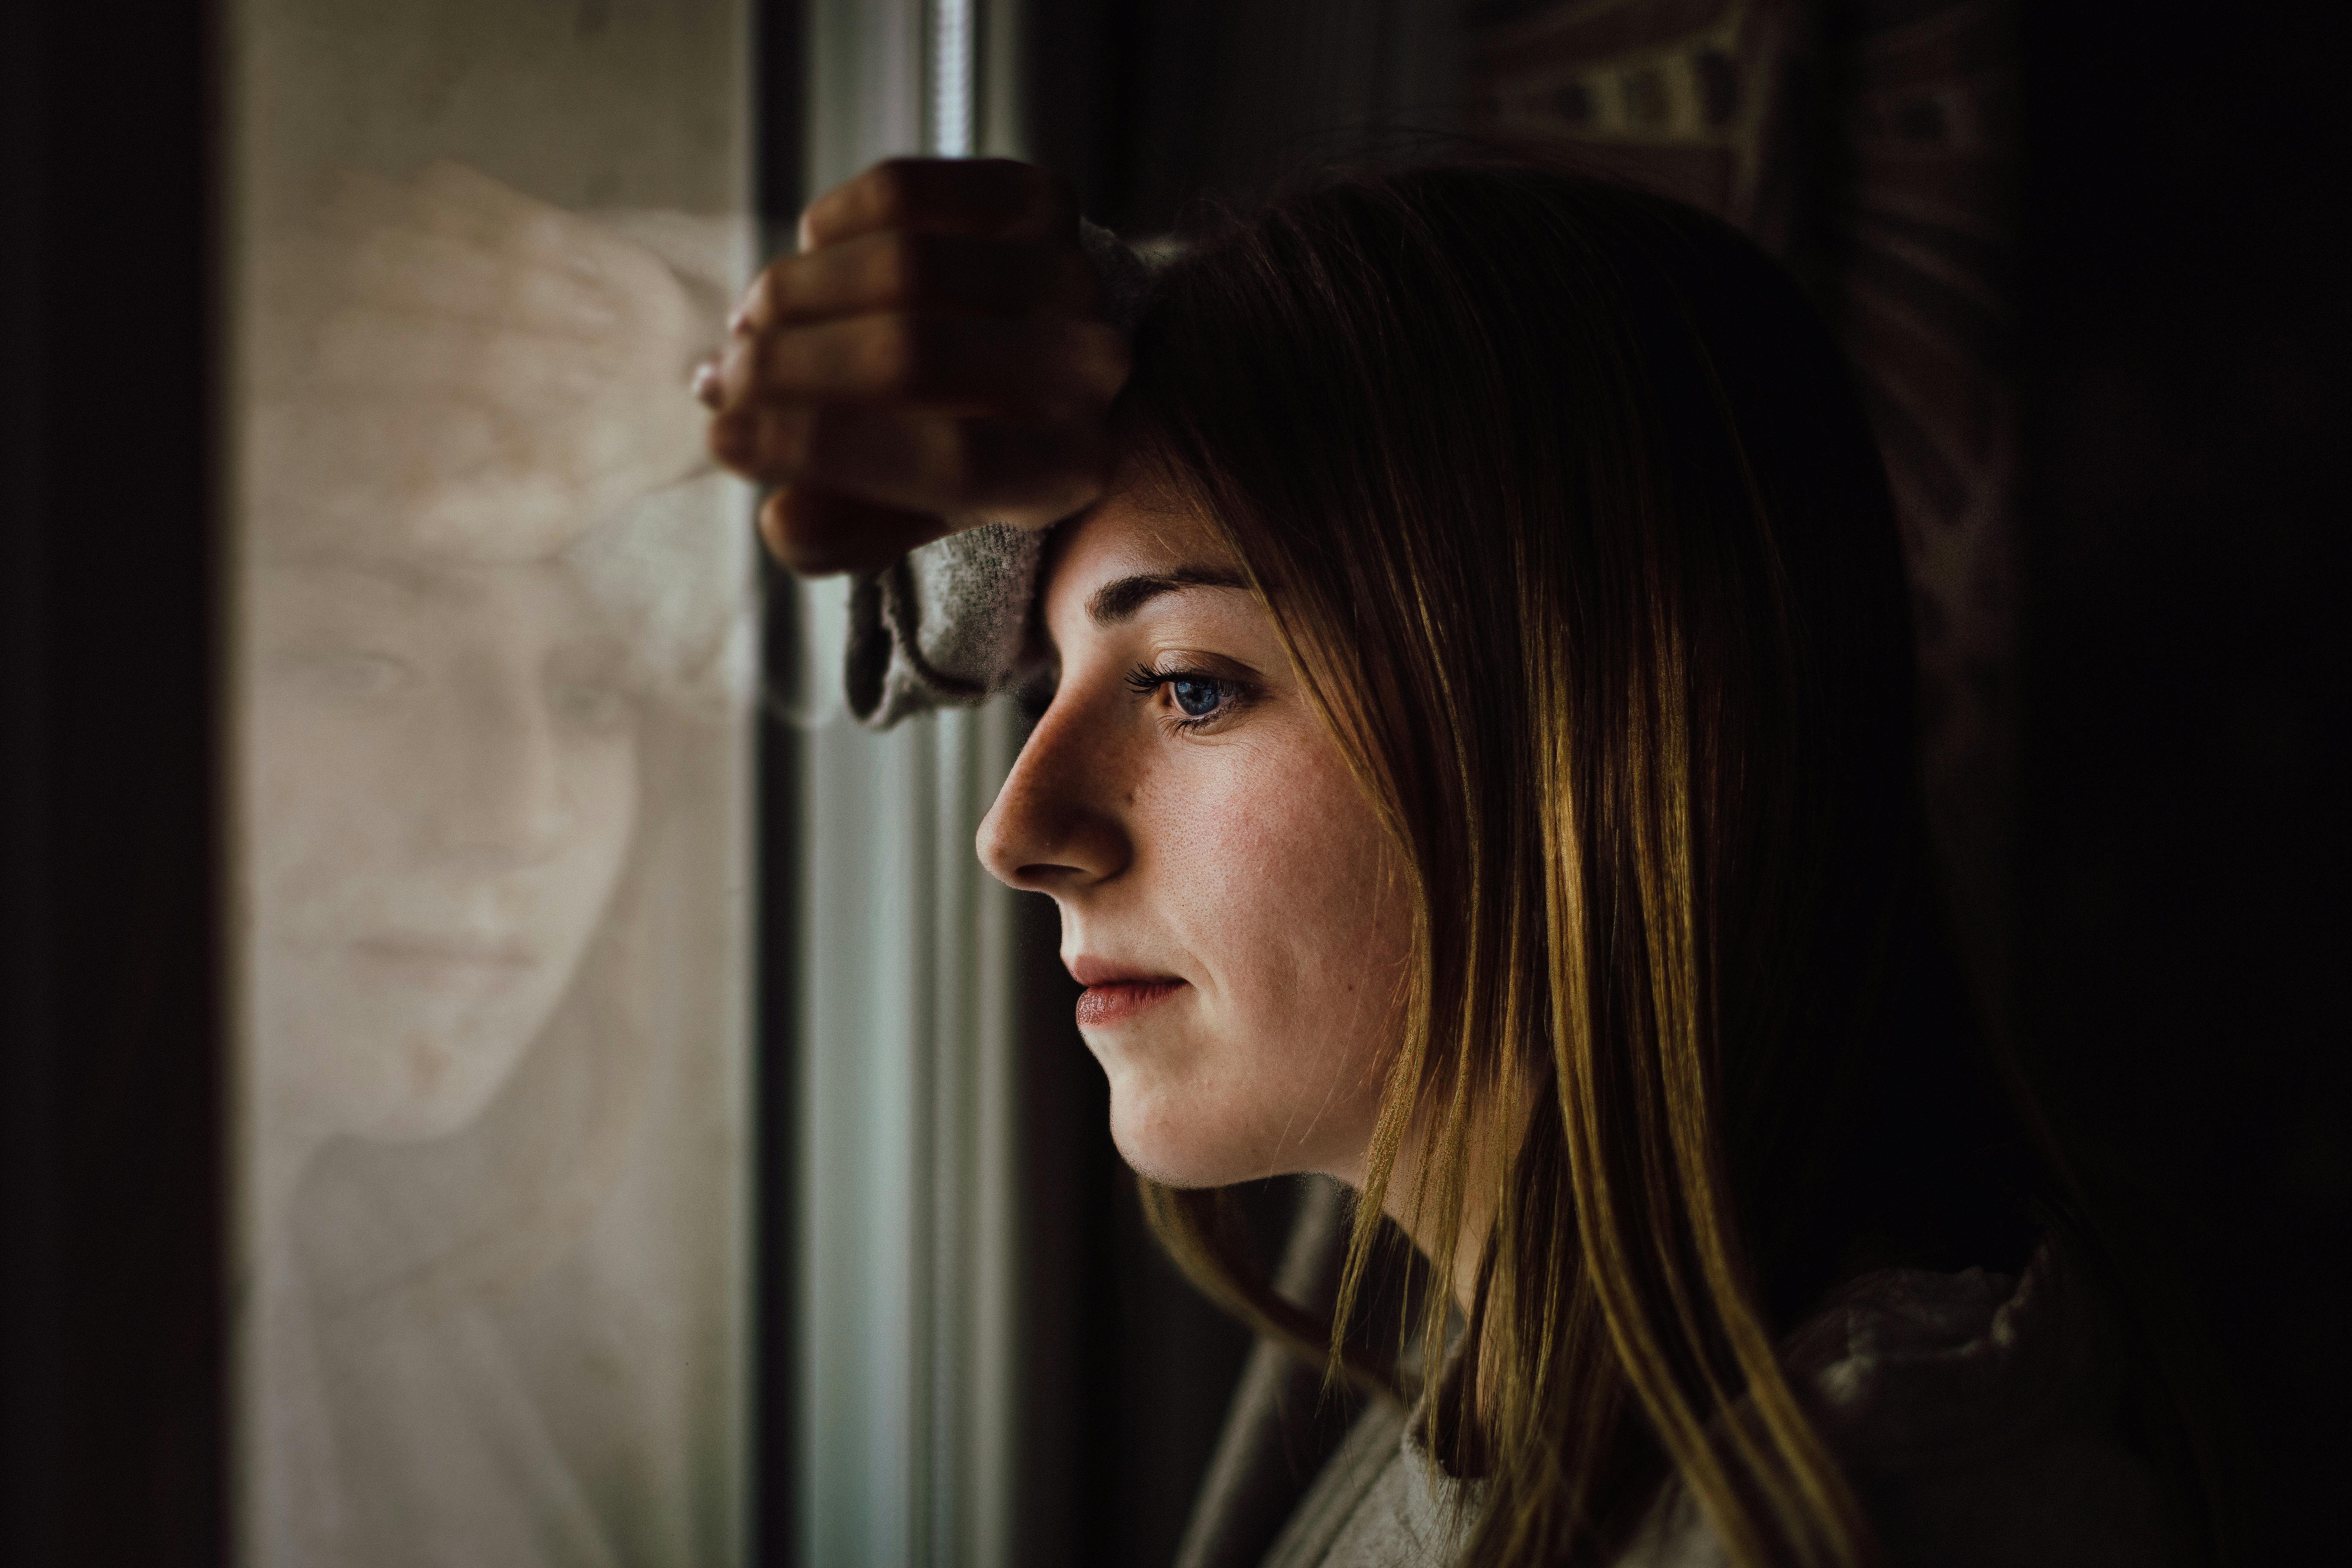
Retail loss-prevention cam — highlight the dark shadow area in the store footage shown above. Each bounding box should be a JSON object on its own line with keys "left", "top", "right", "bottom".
{"left": 3, "top": 2, "right": 230, "bottom": 1564}
{"left": 2014, "top": 3, "right": 2348, "bottom": 1559}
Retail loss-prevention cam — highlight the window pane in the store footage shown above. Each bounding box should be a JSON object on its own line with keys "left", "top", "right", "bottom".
{"left": 224, "top": 3, "right": 756, "bottom": 1562}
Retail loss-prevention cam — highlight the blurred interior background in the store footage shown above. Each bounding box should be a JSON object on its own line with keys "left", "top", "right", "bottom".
{"left": 5, "top": 1, "right": 2343, "bottom": 1565}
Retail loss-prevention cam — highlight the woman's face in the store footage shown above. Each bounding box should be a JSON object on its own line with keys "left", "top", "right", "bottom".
{"left": 244, "top": 557, "right": 643, "bottom": 1150}
{"left": 978, "top": 487, "right": 1412, "bottom": 1189}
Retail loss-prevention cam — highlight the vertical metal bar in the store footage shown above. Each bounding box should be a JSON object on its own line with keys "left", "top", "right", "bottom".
{"left": 786, "top": 6, "right": 1018, "bottom": 1565}
{"left": 752, "top": 2, "right": 808, "bottom": 1559}
{"left": 965, "top": 699, "right": 1024, "bottom": 1568}
{"left": 929, "top": 707, "right": 972, "bottom": 1567}
{"left": 928, "top": 0, "right": 977, "bottom": 159}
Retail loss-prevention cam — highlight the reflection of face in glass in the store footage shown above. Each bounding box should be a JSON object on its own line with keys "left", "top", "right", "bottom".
{"left": 246, "top": 557, "right": 642, "bottom": 1154}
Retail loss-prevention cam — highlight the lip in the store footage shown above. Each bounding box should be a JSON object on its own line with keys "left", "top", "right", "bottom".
{"left": 1074, "top": 978, "right": 1186, "bottom": 1029}
{"left": 1067, "top": 955, "right": 1187, "bottom": 1029}
{"left": 347, "top": 932, "right": 538, "bottom": 989}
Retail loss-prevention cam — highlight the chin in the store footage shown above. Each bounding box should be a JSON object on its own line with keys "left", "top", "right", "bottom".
{"left": 338, "top": 1022, "right": 537, "bottom": 1145}
{"left": 1105, "top": 1079, "right": 1286, "bottom": 1191}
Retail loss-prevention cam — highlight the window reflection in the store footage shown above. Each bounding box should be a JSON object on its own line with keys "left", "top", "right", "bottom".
{"left": 228, "top": 6, "right": 753, "bottom": 1562}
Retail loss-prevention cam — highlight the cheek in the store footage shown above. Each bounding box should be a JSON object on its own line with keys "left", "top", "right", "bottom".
{"left": 1127, "top": 730, "right": 1411, "bottom": 1178}
{"left": 245, "top": 694, "right": 426, "bottom": 912}
{"left": 1176, "top": 732, "right": 1400, "bottom": 988}
{"left": 543, "top": 732, "right": 640, "bottom": 919}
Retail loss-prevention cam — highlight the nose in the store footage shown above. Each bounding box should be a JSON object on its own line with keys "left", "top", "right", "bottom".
{"left": 977, "top": 693, "right": 1131, "bottom": 893}
{"left": 420, "top": 670, "right": 574, "bottom": 868}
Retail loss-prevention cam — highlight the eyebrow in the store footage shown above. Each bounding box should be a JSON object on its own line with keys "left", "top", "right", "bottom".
{"left": 1085, "top": 565, "right": 1253, "bottom": 626}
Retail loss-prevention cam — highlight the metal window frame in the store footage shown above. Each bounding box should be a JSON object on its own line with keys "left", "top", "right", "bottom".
{"left": 3, "top": 1, "right": 232, "bottom": 1563}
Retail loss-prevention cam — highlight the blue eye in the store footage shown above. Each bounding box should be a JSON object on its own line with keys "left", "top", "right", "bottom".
{"left": 1167, "top": 677, "right": 1223, "bottom": 718}
{"left": 1123, "top": 663, "right": 1248, "bottom": 729}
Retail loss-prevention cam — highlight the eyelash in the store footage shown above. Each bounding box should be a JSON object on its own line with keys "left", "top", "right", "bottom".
{"left": 1123, "top": 663, "right": 1249, "bottom": 734}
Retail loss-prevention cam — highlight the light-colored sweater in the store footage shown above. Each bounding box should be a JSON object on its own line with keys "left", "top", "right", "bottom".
{"left": 1246, "top": 1237, "right": 2173, "bottom": 1568}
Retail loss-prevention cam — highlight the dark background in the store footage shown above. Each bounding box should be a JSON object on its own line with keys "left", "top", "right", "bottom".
{"left": 2011, "top": 6, "right": 2345, "bottom": 1563}
{"left": 5, "top": 2, "right": 2343, "bottom": 1565}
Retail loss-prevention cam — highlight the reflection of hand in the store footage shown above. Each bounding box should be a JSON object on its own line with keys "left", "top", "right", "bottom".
{"left": 704, "top": 159, "right": 1131, "bottom": 576}
{"left": 249, "top": 162, "right": 722, "bottom": 562}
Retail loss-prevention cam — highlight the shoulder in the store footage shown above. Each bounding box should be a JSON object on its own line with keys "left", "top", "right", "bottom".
{"left": 1796, "top": 1240, "right": 2178, "bottom": 1565}
{"left": 1628, "top": 1240, "right": 2179, "bottom": 1568}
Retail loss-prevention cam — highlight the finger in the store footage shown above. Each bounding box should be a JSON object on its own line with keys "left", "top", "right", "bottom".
{"left": 322, "top": 163, "right": 617, "bottom": 305}
{"left": 319, "top": 165, "right": 559, "bottom": 260}
{"left": 800, "top": 158, "right": 1075, "bottom": 251}
{"left": 339, "top": 227, "right": 622, "bottom": 338}
{"left": 731, "top": 230, "right": 1099, "bottom": 335}
{"left": 409, "top": 160, "right": 591, "bottom": 263}
{"left": 710, "top": 404, "right": 1111, "bottom": 522}
{"left": 309, "top": 307, "right": 613, "bottom": 403}
{"left": 318, "top": 169, "right": 436, "bottom": 241}
{"left": 400, "top": 162, "right": 655, "bottom": 304}
{"left": 757, "top": 487, "right": 952, "bottom": 576}
{"left": 717, "top": 312, "right": 1129, "bottom": 414}
{"left": 249, "top": 393, "right": 672, "bottom": 562}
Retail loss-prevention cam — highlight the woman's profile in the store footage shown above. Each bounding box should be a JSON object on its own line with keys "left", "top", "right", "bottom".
{"left": 240, "top": 162, "right": 753, "bottom": 1566}
{"left": 706, "top": 158, "right": 2200, "bottom": 1566}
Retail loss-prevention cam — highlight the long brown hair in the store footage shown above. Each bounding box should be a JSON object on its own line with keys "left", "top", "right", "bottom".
{"left": 1121, "top": 165, "right": 2043, "bottom": 1567}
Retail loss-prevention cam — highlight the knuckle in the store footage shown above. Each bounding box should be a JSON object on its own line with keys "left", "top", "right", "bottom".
{"left": 793, "top": 405, "right": 843, "bottom": 472}
{"left": 758, "top": 256, "right": 816, "bottom": 320}
{"left": 509, "top": 210, "right": 570, "bottom": 256}
{"left": 866, "top": 315, "right": 932, "bottom": 391}
{"left": 765, "top": 492, "right": 831, "bottom": 571}
{"left": 866, "top": 159, "right": 922, "bottom": 221}
{"left": 769, "top": 405, "right": 817, "bottom": 469}
{"left": 707, "top": 410, "right": 755, "bottom": 470}
{"left": 938, "top": 427, "right": 984, "bottom": 504}
{"left": 743, "top": 331, "right": 783, "bottom": 389}
{"left": 878, "top": 232, "right": 929, "bottom": 303}
{"left": 745, "top": 263, "right": 782, "bottom": 316}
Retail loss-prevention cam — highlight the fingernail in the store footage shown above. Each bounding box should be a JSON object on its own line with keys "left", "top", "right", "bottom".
{"left": 691, "top": 359, "right": 723, "bottom": 408}
{"left": 727, "top": 301, "right": 754, "bottom": 336}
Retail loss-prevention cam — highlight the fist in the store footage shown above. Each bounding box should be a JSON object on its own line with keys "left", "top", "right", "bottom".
{"left": 248, "top": 162, "right": 723, "bottom": 563}
{"left": 703, "top": 159, "right": 1132, "bottom": 576}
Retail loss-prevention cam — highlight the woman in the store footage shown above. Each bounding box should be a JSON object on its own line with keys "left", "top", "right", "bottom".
{"left": 242, "top": 163, "right": 754, "bottom": 1565}
{"left": 706, "top": 159, "right": 2191, "bottom": 1566}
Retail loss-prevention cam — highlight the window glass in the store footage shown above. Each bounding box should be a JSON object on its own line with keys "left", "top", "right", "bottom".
{"left": 225, "top": 3, "right": 755, "bottom": 1562}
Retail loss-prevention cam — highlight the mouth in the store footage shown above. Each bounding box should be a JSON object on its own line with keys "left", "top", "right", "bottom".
{"left": 1067, "top": 955, "right": 1187, "bottom": 1029}
{"left": 346, "top": 932, "right": 538, "bottom": 991}
{"left": 1074, "top": 978, "right": 1186, "bottom": 1028}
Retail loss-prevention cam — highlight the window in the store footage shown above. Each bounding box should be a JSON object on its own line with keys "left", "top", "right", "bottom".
{"left": 224, "top": 2, "right": 760, "bottom": 1561}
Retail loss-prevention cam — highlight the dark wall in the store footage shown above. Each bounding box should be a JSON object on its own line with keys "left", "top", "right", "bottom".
{"left": 1020, "top": 0, "right": 1464, "bottom": 236}
{"left": 2014, "top": 3, "right": 2347, "bottom": 1560}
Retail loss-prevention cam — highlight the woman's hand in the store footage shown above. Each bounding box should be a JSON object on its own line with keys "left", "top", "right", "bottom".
{"left": 247, "top": 162, "right": 723, "bottom": 563}
{"left": 703, "top": 158, "right": 1132, "bottom": 576}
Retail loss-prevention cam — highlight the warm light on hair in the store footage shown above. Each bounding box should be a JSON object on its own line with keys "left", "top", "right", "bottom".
{"left": 1125, "top": 165, "right": 2046, "bottom": 1568}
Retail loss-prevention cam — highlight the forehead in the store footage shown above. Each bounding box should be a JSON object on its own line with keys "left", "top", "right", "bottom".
{"left": 1041, "top": 487, "right": 1240, "bottom": 625}
{"left": 251, "top": 556, "right": 599, "bottom": 631}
